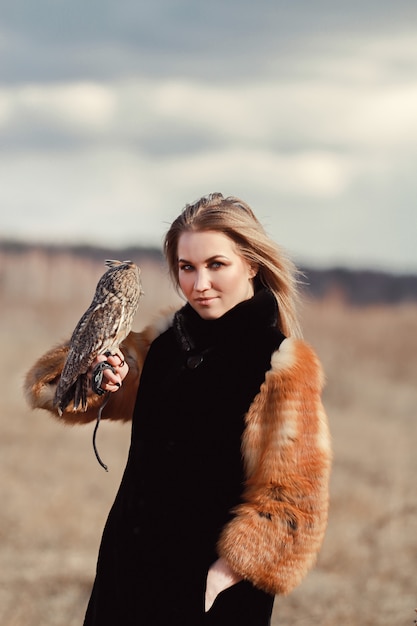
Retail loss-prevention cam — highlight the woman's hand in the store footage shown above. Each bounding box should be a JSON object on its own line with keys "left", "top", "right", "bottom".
{"left": 89, "top": 351, "right": 129, "bottom": 395}
{"left": 205, "top": 557, "right": 242, "bottom": 612}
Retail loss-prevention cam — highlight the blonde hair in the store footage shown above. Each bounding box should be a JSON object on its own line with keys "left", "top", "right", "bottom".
{"left": 163, "top": 192, "right": 302, "bottom": 338}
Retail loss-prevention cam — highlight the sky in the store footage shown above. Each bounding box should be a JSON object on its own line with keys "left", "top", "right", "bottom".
{"left": 1, "top": 1, "right": 417, "bottom": 273}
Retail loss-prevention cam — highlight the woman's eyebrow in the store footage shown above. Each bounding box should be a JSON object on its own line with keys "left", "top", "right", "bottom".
{"left": 178, "top": 255, "right": 230, "bottom": 264}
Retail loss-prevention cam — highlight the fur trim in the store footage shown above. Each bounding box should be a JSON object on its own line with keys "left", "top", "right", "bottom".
{"left": 23, "top": 312, "right": 175, "bottom": 424}
{"left": 217, "top": 338, "right": 331, "bottom": 595}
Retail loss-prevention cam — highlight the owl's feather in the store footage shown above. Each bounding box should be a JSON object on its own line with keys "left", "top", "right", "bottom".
{"left": 54, "top": 260, "right": 142, "bottom": 415}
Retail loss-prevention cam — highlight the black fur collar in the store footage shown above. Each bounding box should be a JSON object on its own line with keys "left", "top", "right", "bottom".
{"left": 173, "top": 289, "right": 279, "bottom": 354}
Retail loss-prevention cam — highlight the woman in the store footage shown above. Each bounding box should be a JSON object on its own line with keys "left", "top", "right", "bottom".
{"left": 25, "top": 193, "right": 331, "bottom": 626}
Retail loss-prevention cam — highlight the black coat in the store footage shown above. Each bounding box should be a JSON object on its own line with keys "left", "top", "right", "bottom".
{"left": 83, "top": 290, "right": 284, "bottom": 625}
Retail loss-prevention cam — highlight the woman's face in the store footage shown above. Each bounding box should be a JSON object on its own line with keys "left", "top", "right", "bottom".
{"left": 177, "top": 230, "right": 256, "bottom": 320}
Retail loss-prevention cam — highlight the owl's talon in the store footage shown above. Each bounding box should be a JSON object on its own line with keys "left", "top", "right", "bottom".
{"left": 91, "top": 361, "right": 115, "bottom": 395}
{"left": 104, "top": 351, "right": 125, "bottom": 368}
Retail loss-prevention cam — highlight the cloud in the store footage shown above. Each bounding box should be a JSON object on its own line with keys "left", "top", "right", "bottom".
{"left": 3, "top": 1, "right": 417, "bottom": 82}
{"left": 1, "top": 5, "right": 417, "bottom": 271}
{"left": 2, "top": 75, "right": 417, "bottom": 157}
{"left": 3, "top": 23, "right": 417, "bottom": 154}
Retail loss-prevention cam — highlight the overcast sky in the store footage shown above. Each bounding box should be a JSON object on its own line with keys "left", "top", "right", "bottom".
{"left": 1, "top": 1, "right": 417, "bottom": 272}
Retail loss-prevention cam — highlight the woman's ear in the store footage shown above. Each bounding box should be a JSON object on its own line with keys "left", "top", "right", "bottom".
{"left": 248, "top": 264, "right": 258, "bottom": 279}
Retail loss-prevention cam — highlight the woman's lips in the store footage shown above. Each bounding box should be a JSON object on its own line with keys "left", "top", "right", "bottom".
{"left": 195, "top": 296, "right": 217, "bottom": 305}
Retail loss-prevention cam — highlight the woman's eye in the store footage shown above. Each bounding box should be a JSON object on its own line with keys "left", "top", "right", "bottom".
{"left": 179, "top": 264, "right": 193, "bottom": 272}
{"left": 210, "top": 261, "right": 223, "bottom": 269}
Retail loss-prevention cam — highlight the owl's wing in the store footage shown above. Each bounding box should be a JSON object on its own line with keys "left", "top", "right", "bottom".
{"left": 54, "top": 297, "right": 124, "bottom": 413}
{"left": 72, "top": 296, "right": 124, "bottom": 358}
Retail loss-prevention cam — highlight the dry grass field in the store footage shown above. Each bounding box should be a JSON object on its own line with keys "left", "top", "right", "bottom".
{"left": 1, "top": 249, "right": 416, "bottom": 625}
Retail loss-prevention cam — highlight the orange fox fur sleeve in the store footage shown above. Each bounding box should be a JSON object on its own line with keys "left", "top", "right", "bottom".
{"left": 217, "top": 337, "right": 331, "bottom": 595}
{"left": 24, "top": 329, "right": 154, "bottom": 424}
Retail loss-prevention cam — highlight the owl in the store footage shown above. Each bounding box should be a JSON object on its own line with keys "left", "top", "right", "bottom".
{"left": 54, "top": 259, "right": 143, "bottom": 415}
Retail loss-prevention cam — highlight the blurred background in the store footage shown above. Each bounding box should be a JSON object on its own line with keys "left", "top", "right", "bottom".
{"left": 1, "top": 1, "right": 417, "bottom": 624}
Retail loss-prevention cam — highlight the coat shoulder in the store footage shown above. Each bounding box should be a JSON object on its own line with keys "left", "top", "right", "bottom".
{"left": 270, "top": 337, "right": 325, "bottom": 388}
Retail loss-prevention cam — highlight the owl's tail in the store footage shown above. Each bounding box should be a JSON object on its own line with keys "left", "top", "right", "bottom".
{"left": 54, "top": 374, "right": 89, "bottom": 416}
{"left": 73, "top": 374, "right": 89, "bottom": 412}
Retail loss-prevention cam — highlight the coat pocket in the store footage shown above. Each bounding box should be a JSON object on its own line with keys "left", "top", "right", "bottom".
{"left": 205, "top": 580, "right": 274, "bottom": 625}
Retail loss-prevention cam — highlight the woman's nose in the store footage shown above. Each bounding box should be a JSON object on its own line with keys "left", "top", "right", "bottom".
{"left": 194, "top": 270, "right": 211, "bottom": 291}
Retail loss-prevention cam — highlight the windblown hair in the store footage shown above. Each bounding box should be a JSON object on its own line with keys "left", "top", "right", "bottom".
{"left": 163, "top": 192, "right": 302, "bottom": 338}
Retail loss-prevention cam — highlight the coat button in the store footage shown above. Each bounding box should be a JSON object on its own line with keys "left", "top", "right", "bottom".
{"left": 187, "top": 354, "right": 204, "bottom": 369}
